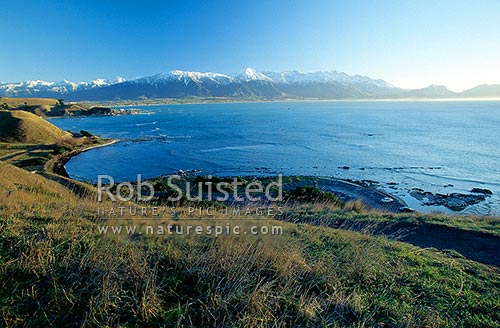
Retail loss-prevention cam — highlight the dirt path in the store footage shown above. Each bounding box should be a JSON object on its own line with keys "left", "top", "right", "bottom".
{"left": 0, "top": 145, "right": 49, "bottom": 162}
{"left": 395, "top": 222, "right": 500, "bottom": 267}
{"left": 0, "top": 150, "right": 27, "bottom": 161}
{"left": 287, "top": 217, "right": 500, "bottom": 267}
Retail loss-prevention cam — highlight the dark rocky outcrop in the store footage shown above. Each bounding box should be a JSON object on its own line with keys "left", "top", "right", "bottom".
{"left": 410, "top": 189, "right": 490, "bottom": 211}
{"left": 470, "top": 188, "right": 493, "bottom": 195}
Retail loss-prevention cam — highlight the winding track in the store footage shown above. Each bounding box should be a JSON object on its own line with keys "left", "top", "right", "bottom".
{"left": 284, "top": 216, "right": 500, "bottom": 267}
{"left": 283, "top": 178, "right": 500, "bottom": 267}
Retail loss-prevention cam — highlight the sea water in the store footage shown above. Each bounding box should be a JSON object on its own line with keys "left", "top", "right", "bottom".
{"left": 49, "top": 101, "right": 500, "bottom": 215}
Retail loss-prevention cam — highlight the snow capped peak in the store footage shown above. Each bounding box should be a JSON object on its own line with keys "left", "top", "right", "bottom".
{"left": 139, "top": 70, "right": 234, "bottom": 85}
{"left": 171, "top": 70, "right": 233, "bottom": 81}
{"left": 91, "top": 78, "right": 109, "bottom": 86}
{"left": 0, "top": 68, "right": 398, "bottom": 99}
{"left": 53, "top": 80, "right": 80, "bottom": 92}
{"left": 245, "top": 67, "right": 256, "bottom": 75}
{"left": 115, "top": 76, "right": 126, "bottom": 84}
{"left": 25, "top": 80, "right": 54, "bottom": 87}
{"left": 242, "top": 67, "right": 273, "bottom": 82}
{"left": 170, "top": 70, "right": 207, "bottom": 83}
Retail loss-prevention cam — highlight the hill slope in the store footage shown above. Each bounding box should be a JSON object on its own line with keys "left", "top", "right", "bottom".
{"left": 1, "top": 97, "right": 91, "bottom": 116}
{"left": 0, "top": 161, "right": 72, "bottom": 197}
{"left": 459, "top": 84, "right": 500, "bottom": 98}
{"left": 1, "top": 161, "right": 499, "bottom": 326}
{"left": 0, "top": 110, "right": 72, "bottom": 143}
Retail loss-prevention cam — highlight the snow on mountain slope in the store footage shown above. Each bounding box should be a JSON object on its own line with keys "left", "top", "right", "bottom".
{"left": 0, "top": 78, "right": 114, "bottom": 96}
{"left": 114, "top": 76, "right": 127, "bottom": 84}
{"left": 132, "top": 70, "right": 235, "bottom": 86}
{"left": 0, "top": 68, "right": 392, "bottom": 96}
{"left": 263, "top": 70, "right": 394, "bottom": 88}
{"left": 239, "top": 67, "right": 273, "bottom": 82}
{"left": 3, "top": 68, "right": 478, "bottom": 100}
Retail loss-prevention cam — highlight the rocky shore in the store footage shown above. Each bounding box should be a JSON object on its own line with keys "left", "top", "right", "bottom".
{"left": 66, "top": 107, "right": 144, "bottom": 116}
{"left": 410, "top": 188, "right": 493, "bottom": 211}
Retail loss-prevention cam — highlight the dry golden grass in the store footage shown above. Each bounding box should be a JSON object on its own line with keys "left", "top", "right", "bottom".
{"left": 0, "top": 110, "right": 72, "bottom": 143}
{"left": 0, "top": 143, "right": 35, "bottom": 159}
{"left": 54, "top": 137, "right": 88, "bottom": 148}
{"left": 0, "top": 161, "right": 70, "bottom": 195}
{"left": 1, "top": 162, "right": 499, "bottom": 327}
{"left": 0, "top": 162, "right": 95, "bottom": 224}
{"left": 1, "top": 97, "right": 89, "bottom": 117}
{"left": 343, "top": 199, "right": 366, "bottom": 213}
{"left": 0, "top": 97, "right": 60, "bottom": 107}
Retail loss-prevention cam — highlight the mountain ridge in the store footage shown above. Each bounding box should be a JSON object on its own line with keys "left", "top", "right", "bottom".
{"left": 1, "top": 68, "right": 499, "bottom": 101}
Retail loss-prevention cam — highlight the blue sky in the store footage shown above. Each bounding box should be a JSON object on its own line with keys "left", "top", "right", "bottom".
{"left": 1, "top": 0, "right": 499, "bottom": 91}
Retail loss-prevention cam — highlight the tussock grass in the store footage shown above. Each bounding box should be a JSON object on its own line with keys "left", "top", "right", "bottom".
{"left": 0, "top": 162, "right": 499, "bottom": 327}
{"left": 343, "top": 199, "right": 366, "bottom": 213}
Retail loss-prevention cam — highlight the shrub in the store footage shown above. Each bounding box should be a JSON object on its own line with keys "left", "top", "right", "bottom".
{"left": 80, "top": 130, "right": 94, "bottom": 138}
{"left": 283, "top": 185, "right": 341, "bottom": 205}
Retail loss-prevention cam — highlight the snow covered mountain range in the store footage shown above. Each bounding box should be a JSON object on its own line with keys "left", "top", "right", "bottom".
{"left": 1, "top": 68, "right": 498, "bottom": 101}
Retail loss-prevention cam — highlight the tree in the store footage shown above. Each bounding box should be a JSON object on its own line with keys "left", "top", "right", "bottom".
{"left": 57, "top": 99, "right": 65, "bottom": 106}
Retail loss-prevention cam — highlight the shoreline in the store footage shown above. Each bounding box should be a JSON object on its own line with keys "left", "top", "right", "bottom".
{"left": 47, "top": 137, "right": 410, "bottom": 213}
{"left": 83, "top": 97, "right": 500, "bottom": 108}
{"left": 51, "top": 139, "right": 410, "bottom": 212}
{"left": 44, "top": 138, "right": 118, "bottom": 177}
{"left": 52, "top": 140, "right": 492, "bottom": 215}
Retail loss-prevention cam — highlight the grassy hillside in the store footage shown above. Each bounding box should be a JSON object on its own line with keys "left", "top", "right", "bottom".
{"left": 0, "top": 97, "right": 115, "bottom": 117}
{"left": 0, "top": 110, "right": 72, "bottom": 143}
{"left": 0, "top": 161, "right": 499, "bottom": 327}
{"left": 0, "top": 97, "right": 61, "bottom": 107}
{"left": 0, "top": 97, "right": 88, "bottom": 116}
